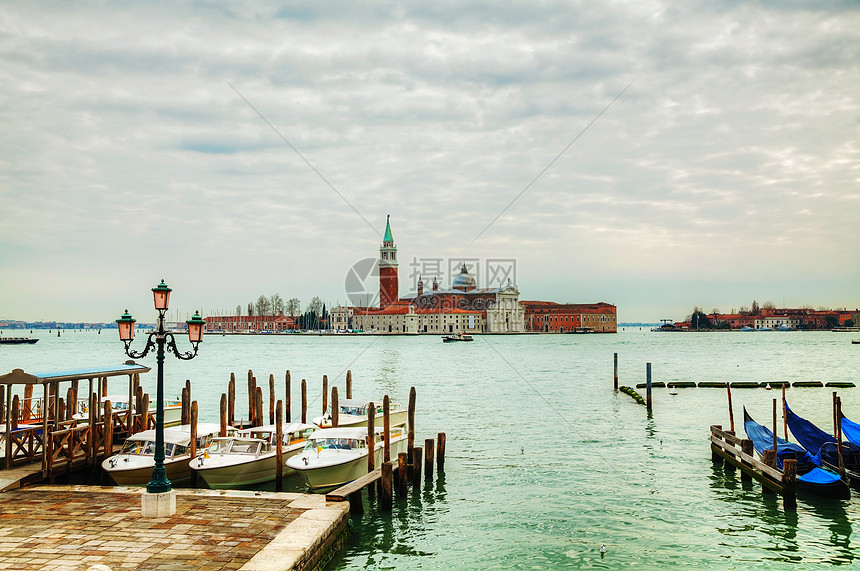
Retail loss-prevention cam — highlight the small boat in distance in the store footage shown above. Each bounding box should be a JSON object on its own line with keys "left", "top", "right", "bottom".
{"left": 739, "top": 326, "right": 755, "bottom": 332}
{"left": 743, "top": 408, "right": 849, "bottom": 499}
{"left": 0, "top": 337, "right": 39, "bottom": 344}
{"left": 443, "top": 333, "right": 473, "bottom": 342}
{"left": 102, "top": 423, "right": 228, "bottom": 486}
{"left": 286, "top": 425, "right": 409, "bottom": 492}
{"left": 192, "top": 422, "right": 317, "bottom": 489}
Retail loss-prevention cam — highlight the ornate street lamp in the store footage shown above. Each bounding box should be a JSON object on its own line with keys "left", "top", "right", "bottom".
{"left": 116, "top": 279, "right": 205, "bottom": 494}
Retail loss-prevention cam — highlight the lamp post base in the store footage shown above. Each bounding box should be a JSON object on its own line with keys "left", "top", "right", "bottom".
{"left": 141, "top": 489, "right": 176, "bottom": 518}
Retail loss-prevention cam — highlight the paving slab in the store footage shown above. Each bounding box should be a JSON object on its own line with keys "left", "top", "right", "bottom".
{"left": 0, "top": 485, "right": 349, "bottom": 571}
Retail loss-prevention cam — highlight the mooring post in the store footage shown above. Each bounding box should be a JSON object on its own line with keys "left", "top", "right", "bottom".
{"left": 332, "top": 387, "right": 340, "bottom": 428}
{"left": 219, "top": 394, "right": 227, "bottom": 436}
{"left": 346, "top": 370, "right": 353, "bottom": 399}
{"left": 782, "top": 384, "right": 788, "bottom": 440}
{"left": 349, "top": 491, "right": 363, "bottom": 515}
{"left": 740, "top": 439, "right": 754, "bottom": 481}
{"left": 139, "top": 393, "right": 149, "bottom": 432}
{"left": 285, "top": 370, "right": 291, "bottom": 423}
{"left": 11, "top": 395, "right": 19, "bottom": 431}
{"left": 181, "top": 386, "right": 189, "bottom": 426}
{"left": 367, "top": 400, "right": 375, "bottom": 473}
{"left": 190, "top": 401, "right": 198, "bottom": 458}
{"left": 726, "top": 383, "right": 735, "bottom": 433}
{"left": 383, "top": 396, "right": 391, "bottom": 463}
{"left": 772, "top": 398, "right": 778, "bottom": 456}
{"left": 228, "top": 373, "right": 236, "bottom": 426}
{"left": 23, "top": 384, "right": 32, "bottom": 423}
{"left": 255, "top": 386, "right": 263, "bottom": 428}
{"left": 301, "top": 379, "right": 307, "bottom": 424}
{"left": 185, "top": 379, "right": 191, "bottom": 418}
{"left": 397, "top": 452, "right": 408, "bottom": 495}
{"left": 269, "top": 374, "right": 276, "bottom": 425}
{"left": 836, "top": 396, "right": 845, "bottom": 478}
{"left": 322, "top": 375, "right": 328, "bottom": 416}
{"left": 4, "top": 385, "right": 11, "bottom": 470}
{"left": 247, "top": 370, "right": 255, "bottom": 425}
{"left": 646, "top": 363, "right": 652, "bottom": 411}
{"left": 782, "top": 458, "right": 797, "bottom": 511}
{"left": 104, "top": 400, "right": 113, "bottom": 456}
{"left": 276, "top": 400, "right": 283, "bottom": 492}
{"left": 424, "top": 438, "right": 434, "bottom": 481}
{"left": 407, "top": 386, "right": 416, "bottom": 478}
{"left": 437, "top": 432, "right": 446, "bottom": 472}
{"left": 613, "top": 352, "right": 618, "bottom": 390}
{"left": 381, "top": 461, "right": 393, "bottom": 511}
{"left": 412, "top": 446, "right": 423, "bottom": 488}
{"left": 710, "top": 425, "right": 722, "bottom": 463}
{"left": 762, "top": 449, "right": 777, "bottom": 469}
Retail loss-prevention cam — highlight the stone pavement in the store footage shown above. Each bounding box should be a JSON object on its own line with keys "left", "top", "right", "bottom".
{"left": 0, "top": 485, "right": 349, "bottom": 571}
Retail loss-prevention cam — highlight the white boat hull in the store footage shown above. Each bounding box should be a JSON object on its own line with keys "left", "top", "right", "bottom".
{"left": 315, "top": 409, "right": 408, "bottom": 430}
{"left": 289, "top": 434, "right": 408, "bottom": 492}
{"left": 193, "top": 445, "right": 304, "bottom": 489}
{"left": 103, "top": 455, "right": 192, "bottom": 486}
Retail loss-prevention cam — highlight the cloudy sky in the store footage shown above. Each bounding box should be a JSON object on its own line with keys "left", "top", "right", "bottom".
{"left": 1, "top": 1, "right": 858, "bottom": 323}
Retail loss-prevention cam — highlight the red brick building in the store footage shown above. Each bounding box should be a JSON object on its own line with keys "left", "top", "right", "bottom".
{"left": 522, "top": 301, "right": 617, "bottom": 333}
{"left": 204, "top": 312, "right": 295, "bottom": 333}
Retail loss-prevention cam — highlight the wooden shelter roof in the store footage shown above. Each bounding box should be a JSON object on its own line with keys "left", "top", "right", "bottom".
{"left": 0, "top": 361, "right": 150, "bottom": 385}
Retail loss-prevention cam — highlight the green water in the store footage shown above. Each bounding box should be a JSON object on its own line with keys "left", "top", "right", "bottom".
{"left": 2, "top": 329, "right": 859, "bottom": 568}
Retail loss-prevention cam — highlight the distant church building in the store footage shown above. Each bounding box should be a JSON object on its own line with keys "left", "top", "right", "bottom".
{"left": 339, "top": 216, "right": 615, "bottom": 334}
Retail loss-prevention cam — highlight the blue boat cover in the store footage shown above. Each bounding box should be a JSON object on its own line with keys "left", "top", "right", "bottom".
{"left": 841, "top": 416, "right": 860, "bottom": 447}
{"left": 743, "top": 408, "right": 820, "bottom": 473}
{"left": 798, "top": 467, "right": 842, "bottom": 485}
{"left": 785, "top": 403, "right": 835, "bottom": 453}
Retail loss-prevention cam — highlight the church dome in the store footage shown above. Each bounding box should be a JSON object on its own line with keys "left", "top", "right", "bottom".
{"left": 452, "top": 263, "right": 477, "bottom": 291}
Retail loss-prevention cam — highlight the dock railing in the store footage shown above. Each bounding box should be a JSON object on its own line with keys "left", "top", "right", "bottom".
{"left": 710, "top": 424, "right": 797, "bottom": 510}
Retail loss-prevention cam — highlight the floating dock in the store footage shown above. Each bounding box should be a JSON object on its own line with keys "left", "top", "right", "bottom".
{"left": 0, "top": 485, "right": 349, "bottom": 570}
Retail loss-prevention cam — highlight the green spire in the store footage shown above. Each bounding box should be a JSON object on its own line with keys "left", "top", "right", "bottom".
{"left": 383, "top": 215, "right": 394, "bottom": 242}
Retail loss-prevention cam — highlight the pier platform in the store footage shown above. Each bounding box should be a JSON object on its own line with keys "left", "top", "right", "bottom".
{"left": 0, "top": 485, "right": 349, "bottom": 570}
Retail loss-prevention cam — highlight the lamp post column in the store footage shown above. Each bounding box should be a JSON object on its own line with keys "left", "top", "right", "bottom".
{"left": 147, "top": 311, "right": 170, "bottom": 493}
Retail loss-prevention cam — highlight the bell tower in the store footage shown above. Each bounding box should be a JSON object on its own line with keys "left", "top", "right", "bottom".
{"left": 379, "top": 215, "right": 398, "bottom": 308}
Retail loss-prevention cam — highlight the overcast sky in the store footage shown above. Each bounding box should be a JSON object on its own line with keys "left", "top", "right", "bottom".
{"left": 1, "top": 1, "right": 858, "bottom": 323}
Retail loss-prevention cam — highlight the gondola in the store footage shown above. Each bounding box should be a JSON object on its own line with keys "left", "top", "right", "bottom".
{"left": 743, "top": 408, "right": 850, "bottom": 499}
{"left": 784, "top": 401, "right": 860, "bottom": 488}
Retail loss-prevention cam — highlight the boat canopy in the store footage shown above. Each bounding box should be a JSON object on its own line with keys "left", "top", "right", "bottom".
{"left": 841, "top": 416, "right": 860, "bottom": 447}
{"left": 743, "top": 408, "right": 820, "bottom": 473}
{"left": 785, "top": 403, "right": 835, "bottom": 452}
{"left": 0, "top": 362, "right": 150, "bottom": 385}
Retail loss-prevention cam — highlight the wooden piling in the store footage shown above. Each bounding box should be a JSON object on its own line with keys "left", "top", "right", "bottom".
{"left": 836, "top": 396, "right": 845, "bottom": 478}
{"left": 11, "top": 395, "right": 19, "bottom": 430}
{"left": 269, "top": 374, "right": 275, "bottom": 425}
{"left": 228, "top": 373, "right": 236, "bottom": 426}
{"left": 412, "top": 447, "right": 423, "bottom": 488}
{"left": 771, "top": 399, "right": 778, "bottom": 456}
{"left": 782, "top": 384, "right": 788, "bottom": 440}
{"left": 255, "top": 387, "right": 263, "bottom": 428}
{"left": 740, "top": 439, "right": 753, "bottom": 481}
{"left": 381, "top": 461, "right": 393, "bottom": 511}
{"left": 782, "top": 458, "right": 797, "bottom": 511}
{"left": 58, "top": 398, "right": 65, "bottom": 425}
{"left": 762, "top": 449, "right": 777, "bottom": 469}
{"left": 332, "top": 388, "right": 340, "bottom": 428}
{"left": 22, "top": 385, "right": 32, "bottom": 423}
{"left": 726, "top": 383, "right": 735, "bottom": 433}
{"left": 190, "top": 401, "right": 198, "bottom": 458}
{"left": 301, "top": 380, "right": 307, "bottom": 424}
{"left": 247, "top": 370, "right": 255, "bottom": 425}
{"left": 367, "top": 400, "right": 375, "bottom": 473}
{"left": 613, "top": 352, "right": 618, "bottom": 390}
{"left": 397, "top": 452, "right": 408, "bottom": 496}
{"left": 185, "top": 379, "right": 192, "bottom": 420}
{"left": 102, "top": 376, "right": 108, "bottom": 398}
{"left": 424, "top": 438, "right": 434, "bottom": 480}
{"left": 645, "top": 363, "right": 652, "bottom": 411}
{"left": 181, "top": 386, "right": 189, "bottom": 426}
{"left": 70, "top": 380, "right": 78, "bottom": 416}
{"left": 437, "top": 432, "right": 446, "bottom": 472}
{"left": 407, "top": 386, "right": 416, "bottom": 477}
{"left": 285, "top": 371, "right": 291, "bottom": 423}
{"left": 65, "top": 388, "right": 74, "bottom": 420}
{"left": 383, "top": 396, "right": 391, "bottom": 463}
{"left": 140, "top": 393, "right": 149, "bottom": 432}
{"left": 346, "top": 370, "right": 353, "bottom": 399}
{"left": 104, "top": 400, "right": 113, "bottom": 455}
{"left": 322, "top": 375, "right": 328, "bottom": 415}
{"left": 219, "top": 394, "right": 227, "bottom": 437}
{"left": 276, "top": 400, "right": 283, "bottom": 492}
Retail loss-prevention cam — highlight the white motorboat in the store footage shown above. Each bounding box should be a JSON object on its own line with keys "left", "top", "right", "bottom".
{"left": 191, "top": 422, "right": 316, "bottom": 489}
{"left": 76, "top": 395, "right": 183, "bottom": 427}
{"left": 286, "top": 425, "right": 408, "bottom": 492}
{"left": 102, "top": 423, "right": 228, "bottom": 485}
{"left": 312, "top": 398, "right": 407, "bottom": 429}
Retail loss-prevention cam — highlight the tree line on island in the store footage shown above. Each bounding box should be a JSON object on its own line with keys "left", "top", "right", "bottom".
{"left": 236, "top": 294, "right": 330, "bottom": 330}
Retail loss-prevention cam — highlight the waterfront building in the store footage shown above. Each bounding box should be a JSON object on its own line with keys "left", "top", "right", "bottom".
{"left": 204, "top": 312, "right": 295, "bottom": 333}
{"left": 522, "top": 301, "right": 618, "bottom": 333}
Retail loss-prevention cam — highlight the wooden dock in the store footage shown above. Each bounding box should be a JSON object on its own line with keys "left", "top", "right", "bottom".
{"left": 710, "top": 424, "right": 797, "bottom": 511}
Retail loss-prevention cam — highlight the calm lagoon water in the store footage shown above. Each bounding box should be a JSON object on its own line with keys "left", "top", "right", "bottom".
{"left": 2, "top": 328, "right": 859, "bottom": 569}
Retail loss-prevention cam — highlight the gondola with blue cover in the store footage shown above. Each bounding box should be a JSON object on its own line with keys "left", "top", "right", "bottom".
{"left": 743, "top": 408, "right": 850, "bottom": 499}
{"left": 784, "top": 401, "right": 860, "bottom": 488}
